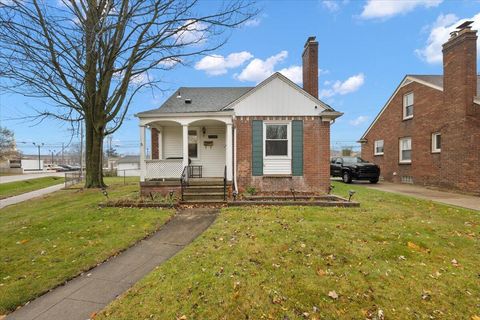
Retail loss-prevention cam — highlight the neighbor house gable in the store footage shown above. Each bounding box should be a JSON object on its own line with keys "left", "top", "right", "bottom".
{"left": 360, "top": 75, "right": 444, "bottom": 141}
{"left": 228, "top": 72, "right": 333, "bottom": 116}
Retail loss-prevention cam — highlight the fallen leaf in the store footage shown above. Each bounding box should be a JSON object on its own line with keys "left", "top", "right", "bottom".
{"left": 177, "top": 316, "right": 187, "bottom": 320}
{"left": 328, "top": 291, "right": 338, "bottom": 300}
{"left": 471, "top": 316, "right": 480, "bottom": 320}
{"left": 451, "top": 259, "right": 460, "bottom": 267}
{"left": 407, "top": 241, "right": 429, "bottom": 253}
{"left": 317, "top": 268, "right": 326, "bottom": 276}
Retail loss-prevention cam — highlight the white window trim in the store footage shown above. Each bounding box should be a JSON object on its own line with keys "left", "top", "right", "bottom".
{"left": 374, "top": 140, "right": 384, "bottom": 156}
{"left": 188, "top": 127, "right": 200, "bottom": 160}
{"left": 399, "top": 137, "right": 412, "bottom": 164}
{"left": 403, "top": 92, "right": 414, "bottom": 120}
{"left": 263, "top": 121, "right": 291, "bottom": 159}
{"left": 431, "top": 132, "right": 441, "bottom": 153}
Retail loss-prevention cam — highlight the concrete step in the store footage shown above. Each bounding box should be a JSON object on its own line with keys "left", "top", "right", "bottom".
{"left": 183, "top": 193, "right": 225, "bottom": 201}
{"left": 185, "top": 186, "right": 224, "bottom": 193}
{"left": 180, "top": 199, "right": 227, "bottom": 205}
{"left": 188, "top": 178, "right": 226, "bottom": 186}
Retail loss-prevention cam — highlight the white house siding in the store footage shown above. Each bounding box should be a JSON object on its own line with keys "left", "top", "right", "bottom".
{"left": 117, "top": 162, "right": 140, "bottom": 176}
{"left": 162, "top": 126, "right": 183, "bottom": 158}
{"left": 161, "top": 125, "right": 226, "bottom": 177}
{"left": 263, "top": 159, "right": 291, "bottom": 175}
{"left": 233, "top": 76, "right": 325, "bottom": 116}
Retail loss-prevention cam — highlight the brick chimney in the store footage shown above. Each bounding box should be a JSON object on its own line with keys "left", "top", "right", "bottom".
{"left": 302, "top": 36, "right": 318, "bottom": 98}
{"left": 442, "top": 21, "right": 477, "bottom": 116}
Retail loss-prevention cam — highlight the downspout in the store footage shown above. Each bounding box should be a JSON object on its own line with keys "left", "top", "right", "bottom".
{"left": 233, "top": 116, "right": 238, "bottom": 193}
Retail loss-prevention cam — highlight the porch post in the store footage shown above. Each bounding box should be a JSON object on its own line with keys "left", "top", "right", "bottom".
{"left": 225, "top": 123, "right": 233, "bottom": 181}
{"left": 182, "top": 124, "right": 189, "bottom": 169}
{"left": 139, "top": 125, "right": 146, "bottom": 182}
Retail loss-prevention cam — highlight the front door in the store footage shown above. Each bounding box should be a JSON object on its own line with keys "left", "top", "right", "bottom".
{"left": 190, "top": 127, "right": 226, "bottom": 177}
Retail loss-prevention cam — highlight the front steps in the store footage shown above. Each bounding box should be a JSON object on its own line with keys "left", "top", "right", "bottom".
{"left": 181, "top": 179, "right": 229, "bottom": 204}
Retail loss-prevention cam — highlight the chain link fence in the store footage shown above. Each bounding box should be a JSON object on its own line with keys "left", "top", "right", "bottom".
{"left": 64, "top": 171, "right": 83, "bottom": 188}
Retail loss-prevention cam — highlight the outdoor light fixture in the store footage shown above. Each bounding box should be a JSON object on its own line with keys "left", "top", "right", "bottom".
{"left": 102, "top": 188, "right": 109, "bottom": 199}
{"left": 169, "top": 190, "right": 175, "bottom": 200}
{"left": 232, "top": 190, "right": 238, "bottom": 201}
{"left": 348, "top": 190, "right": 356, "bottom": 202}
{"left": 290, "top": 187, "right": 296, "bottom": 201}
{"left": 328, "top": 185, "right": 335, "bottom": 194}
{"left": 202, "top": 127, "right": 206, "bottom": 135}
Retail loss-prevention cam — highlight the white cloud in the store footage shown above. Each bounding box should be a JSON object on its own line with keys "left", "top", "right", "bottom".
{"left": 244, "top": 17, "right": 261, "bottom": 27}
{"left": 319, "top": 73, "right": 365, "bottom": 98}
{"left": 174, "top": 20, "right": 208, "bottom": 45}
{"left": 278, "top": 65, "right": 302, "bottom": 84}
{"left": 361, "top": 0, "right": 442, "bottom": 20}
{"left": 349, "top": 115, "right": 369, "bottom": 126}
{"left": 415, "top": 13, "right": 480, "bottom": 64}
{"left": 195, "top": 51, "right": 253, "bottom": 76}
{"left": 236, "top": 51, "right": 288, "bottom": 83}
{"left": 322, "top": 0, "right": 340, "bottom": 12}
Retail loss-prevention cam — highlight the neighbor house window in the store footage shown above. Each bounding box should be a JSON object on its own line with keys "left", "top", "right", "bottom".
{"left": 432, "top": 132, "right": 441, "bottom": 153}
{"left": 399, "top": 137, "right": 412, "bottom": 163}
{"left": 374, "top": 140, "right": 384, "bottom": 155}
{"left": 265, "top": 123, "right": 289, "bottom": 157}
{"left": 403, "top": 92, "right": 414, "bottom": 119}
{"left": 188, "top": 129, "right": 198, "bottom": 158}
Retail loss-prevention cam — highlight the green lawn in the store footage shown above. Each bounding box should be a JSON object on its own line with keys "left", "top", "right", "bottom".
{"left": 0, "top": 177, "right": 174, "bottom": 315}
{"left": 0, "top": 176, "right": 65, "bottom": 199}
{"left": 97, "top": 182, "right": 480, "bottom": 320}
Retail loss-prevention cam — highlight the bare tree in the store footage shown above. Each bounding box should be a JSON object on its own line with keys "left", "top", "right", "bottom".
{"left": 0, "top": 0, "right": 257, "bottom": 187}
{"left": 0, "top": 126, "right": 21, "bottom": 160}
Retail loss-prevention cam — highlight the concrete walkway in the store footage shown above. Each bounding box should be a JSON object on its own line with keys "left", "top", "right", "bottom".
{"left": 0, "top": 172, "right": 65, "bottom": 184}
{"left": 363, "top": 181, "right": 480, "bottom": 211}
{"left": 6, "top": 208, "right": 218, "bottom": 320}
{"left": 0, "top": 184, "right": 65, "bottom": 210}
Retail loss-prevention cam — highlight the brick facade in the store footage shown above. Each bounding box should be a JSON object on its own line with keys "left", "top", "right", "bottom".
{"left": 151, "top": 128, "right": 159, "bottom": 159}
{"left": 235, "top": 116, "right": 331, "bottom": 194}
{"left": 361, "top": 28, "right": 480, "bottom": 195}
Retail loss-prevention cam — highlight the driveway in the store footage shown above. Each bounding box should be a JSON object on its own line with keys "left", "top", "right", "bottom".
{"left": 0, "top": 172, "right": 65, "bottom": 184}
{"left": 357, "top": 180, "right": 480, "bottom": 211}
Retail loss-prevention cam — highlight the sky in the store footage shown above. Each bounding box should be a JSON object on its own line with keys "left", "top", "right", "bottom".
{"left": 1, "top": 0, "right": 480, "bottom": 156}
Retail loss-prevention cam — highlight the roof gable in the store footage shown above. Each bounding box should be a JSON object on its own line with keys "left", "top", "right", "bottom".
{"left": 229, "top": 72, "right": 333, "bottom": 116}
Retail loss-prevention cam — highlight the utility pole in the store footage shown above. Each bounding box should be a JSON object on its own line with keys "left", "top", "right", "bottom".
{"left": 49, "top": 149, "right": 55, "bottom": 164}
{"left": 61, "top": 143, "right": 64, "bottom": 164}
{"left": 33, "top": 142, "right": 44, "bottom": 170}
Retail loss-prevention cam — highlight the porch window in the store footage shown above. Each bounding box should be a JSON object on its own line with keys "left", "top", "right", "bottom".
{"left": 265, "top": 124, "right": 288, "bottom": 157}
{"left": 188, "top": 129, "right": 198, "bottom": 158}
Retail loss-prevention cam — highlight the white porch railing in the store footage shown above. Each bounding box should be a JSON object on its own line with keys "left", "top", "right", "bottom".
{"left": 145, "top": 159, "right": 183, "bottom": 180}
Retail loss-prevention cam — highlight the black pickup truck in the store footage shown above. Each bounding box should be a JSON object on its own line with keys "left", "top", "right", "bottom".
{"left": 330, "top": 156, "right": 380, "bottom": 184}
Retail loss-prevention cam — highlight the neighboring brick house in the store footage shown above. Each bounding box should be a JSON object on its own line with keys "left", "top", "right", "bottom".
{"left": 136, "top": 37, "right": 342, "bottom": 196}
{"left": 360, "top": 22, "right": 480, "bottom": 195}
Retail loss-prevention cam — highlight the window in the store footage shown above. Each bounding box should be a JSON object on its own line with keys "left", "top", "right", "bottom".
{"left": 374, "top": 140, "right": 384, "bottom": 155}
{"left": 265, "top": 123, "right": 289, "bottom": 157}
{"left": 188, "top": 129, "right": 198, "bottom": 158}
{"left": 403, "top": 92, "right": 414, "bottom": 119}
{"left": 399, "top": 137, "right": 412, "bottom": 163}
{"left": 432, "top": 133, "right": 441, "bottom": 153}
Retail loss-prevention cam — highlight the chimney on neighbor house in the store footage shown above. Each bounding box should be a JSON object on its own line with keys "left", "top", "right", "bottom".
{"left": 442, "top": 21, "right": 477, "bottom": 116}
{"left": 302, "top": 36, "right": 318, "bottom": 98}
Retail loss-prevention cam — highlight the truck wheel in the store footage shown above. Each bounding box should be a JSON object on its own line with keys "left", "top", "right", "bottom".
{"left": 342, "top": 171, "right": 352, "bottom": 184}
{"left": 369, "top": 178, "right": 379, "bottom": 184}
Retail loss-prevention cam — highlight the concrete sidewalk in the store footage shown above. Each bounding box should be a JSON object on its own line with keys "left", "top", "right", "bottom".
{"left": 0, "top": 172, "right": 65, "bottom": 184}
{"left": 0, "top": 184, "right": 65, "bottom": 210}
{"left": 6, "top": 208, "right": 218, "bottom": 320}
{"left": 363, "top": 181, "right": 480, "bottom": 211}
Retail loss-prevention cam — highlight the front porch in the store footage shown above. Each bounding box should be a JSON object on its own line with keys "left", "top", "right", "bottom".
{"left": 139, "top": 116, "right": 234, "bottom": 196}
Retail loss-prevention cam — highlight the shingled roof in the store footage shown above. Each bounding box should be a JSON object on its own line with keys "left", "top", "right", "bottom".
{"left": 408, "top": 74, "right": 480, "bottom": 94}
{"left": 137, "top": 87, "right": 253, "bottom": 116}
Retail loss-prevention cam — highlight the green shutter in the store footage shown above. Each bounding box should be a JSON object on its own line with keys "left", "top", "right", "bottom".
{"left": 252, "top": 120, "right": 263, "bottom": 176}
{"left": 292, "top": 120, "right": 304, "bottom": 176}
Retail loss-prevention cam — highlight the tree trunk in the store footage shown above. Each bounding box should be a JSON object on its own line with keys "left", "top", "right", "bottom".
{"left": 84, "top": 120, "right": 106, "bottom": 188}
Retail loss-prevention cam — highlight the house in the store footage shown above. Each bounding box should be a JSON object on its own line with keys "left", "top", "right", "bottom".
{"left": 359, "top": 22, "right": 480, "bottom": 195}
{"left": 136, "top": 36, "right": 342, "bottom": 198}
{"left": 116, "top": 156, "right": 140, "bottom": 177}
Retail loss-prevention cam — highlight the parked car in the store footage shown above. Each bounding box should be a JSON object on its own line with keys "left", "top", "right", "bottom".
{"left": 330, "top": 156, "right": 380, "bottom": 184}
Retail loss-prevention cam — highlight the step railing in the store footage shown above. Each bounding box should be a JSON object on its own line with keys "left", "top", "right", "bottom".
{"left": 223, "top": 165, "right": 227, "bottom": 201}
{"left": 180, "top": 165, "right": 189, "bottom": 201}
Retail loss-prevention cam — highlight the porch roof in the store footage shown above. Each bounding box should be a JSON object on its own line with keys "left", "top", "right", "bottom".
{"left": 137, "top": 87, "right": 253, "bottom": 116}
